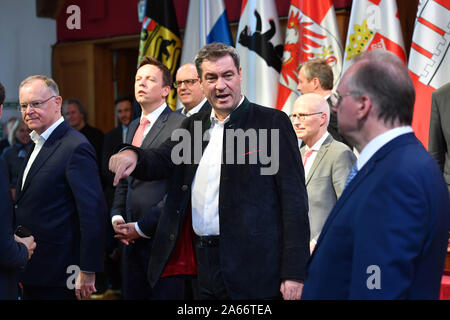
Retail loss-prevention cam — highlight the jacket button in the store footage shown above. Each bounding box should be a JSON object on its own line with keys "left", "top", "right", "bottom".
{"left": 181, "top": 185, "right": 188, "bottom": 191}
{"left": 169, "top": 234, "right": 175, "bottom": 241}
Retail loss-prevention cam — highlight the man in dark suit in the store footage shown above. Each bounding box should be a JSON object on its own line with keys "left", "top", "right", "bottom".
{"left": 175, "top": 63, "right": 211, "bottom": 116}
{"left": 302, "top": 50, "right": 450, "bottom": 299}
{"left": 62, "top": 98, "right": 104, "bottom": 169}
{"left": 0, "top": 81, "right": 35, "bottom": 300}
{"left": 297, "top": 59, "right": 351, "bottom": 147}
{"left": 102, "top": 95, "right": 133, "bottom": 209}
{"left": 15, "top": 75, "right": 106, "bottom": 300}
{"left": 109, "top": 43, "right": 310, "bottom": 300}
{"left": 110, "top": 57, "right": 185, "bottom": 299}
{"left": 429, "top": 82, "right": 450, "bottom": 193}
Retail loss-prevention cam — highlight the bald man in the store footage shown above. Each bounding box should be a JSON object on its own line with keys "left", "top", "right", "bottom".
{"left": 175, "top": 63, "right": 211, "bottom": 116}
{"left": 291, "top": 93, "right": 355, "bottom": 253}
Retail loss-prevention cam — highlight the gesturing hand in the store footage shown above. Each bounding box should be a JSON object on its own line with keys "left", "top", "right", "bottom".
{"left": 109, "top": 149, "right": 138, "bottom": 186}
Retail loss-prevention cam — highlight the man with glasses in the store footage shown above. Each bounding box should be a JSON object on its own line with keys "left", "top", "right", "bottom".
{"left": 14, "top": 75, "right": 106, "bottom": 300}
{"left": 297, "top": 59, "right": 350, "bottom": 147}
{"left": 175, "top": 63, "right": 211, "bottom": 116}
{"left": 302, "top": 50, "right": 450, "bottom": 299}
{"left": 291, "top": 93, "right": 355, "bottom": 254}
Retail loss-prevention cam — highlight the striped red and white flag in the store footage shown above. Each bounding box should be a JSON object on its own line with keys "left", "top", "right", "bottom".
{"left": 342, "top": 0, "right": 407, "bottom": 74}
{"left": 408, "top": 0, "right": 450, "bottom": 149}
{"left": 276, "top": 0, "right": 343, "bottom": 115}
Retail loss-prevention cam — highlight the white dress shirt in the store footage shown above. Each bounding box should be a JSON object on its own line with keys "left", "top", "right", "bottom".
{"left": 181, "top": 98, "right": 207, "bottom": 117}
{"left": 191, "top": 97, "right": 244, "bottom": 236}
{"left": 21, "top": 116, "right": 64, "bottom": 189}
{"left": 303, "top": 131, "right": 330, "bottom": 177}
{"left": 356, "top": 126, "right": 413, "bottom": 170}
{"left": 111, "top": 102, "right": 167, "bottom": 238}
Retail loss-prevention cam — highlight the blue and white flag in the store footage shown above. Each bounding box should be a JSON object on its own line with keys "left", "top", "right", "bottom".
{"left": 180, "top": 0, "right": 233, "bottom": 66}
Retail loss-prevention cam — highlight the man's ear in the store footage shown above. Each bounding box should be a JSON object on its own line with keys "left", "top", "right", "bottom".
{"left": 0, "top": 104, "right": 3, "bottom": 119}
{"left": 356, "top": 94, "right": 372, "bottom": 120}
{"left": 311, "top": 77, "right": 320, "bottom": 90}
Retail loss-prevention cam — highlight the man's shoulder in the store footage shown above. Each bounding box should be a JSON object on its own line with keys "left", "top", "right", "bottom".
{"left": 433, "top": 82, "right": 450, "bottom": 98}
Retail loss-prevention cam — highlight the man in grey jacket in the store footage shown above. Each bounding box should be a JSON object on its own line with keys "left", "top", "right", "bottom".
{"left": 291, "top": 93, "right": 356, "bottom": 253}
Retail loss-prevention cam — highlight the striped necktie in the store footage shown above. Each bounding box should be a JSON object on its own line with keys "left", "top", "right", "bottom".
{"left": 344, "top": 164, "right": 358, "bottom": 189}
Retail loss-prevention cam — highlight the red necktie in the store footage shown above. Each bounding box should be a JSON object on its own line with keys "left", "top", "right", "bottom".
{"left": 131, "top": 118, "right": 150, "bottom": 147}
{"left": 303, "top": 149, "right": 314, "bottom": 166}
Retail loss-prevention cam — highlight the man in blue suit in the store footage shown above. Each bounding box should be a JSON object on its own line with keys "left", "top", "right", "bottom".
{"left": 15, "top": 75, "right": 106, "bottom": 300}
{"left": 302, "top": 50, "right": 450, "bottom": 299}
{"left": 0, "top": 81, "right": 35, "bottom": 300}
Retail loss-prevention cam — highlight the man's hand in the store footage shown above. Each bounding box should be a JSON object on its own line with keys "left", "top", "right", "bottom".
{"left": 114, "top": 223, "right": 140, "bottom": 245}
{"left": 14, "top": 235, "right": 36, "bottom": 260}
{"left": 75, "top": 271, "right": 96, "bottom": 300}
{"left": 280, "top": 280, "right": 304, "bottom": 300}
{"left": 109, "top": 149, "right": 138, "bottom": 186}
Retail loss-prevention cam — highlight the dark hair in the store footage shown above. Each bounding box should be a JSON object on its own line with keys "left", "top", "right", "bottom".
{"left": 137, "top": 56, "right": 173, "bottom": 88}
{"left": 114, "top": 94, "right": 133, "bottom": 107}
{"left": 62, "top": 98, "right": 88, "bottom": 122}
{"left": 0, "top": 81, "right": 5, "bottom": 105}
{"left": 348, "top": 50, "right": 415, "bottom": 126}
{"left": 298, "top": 59, "right": 334, "bottom": 90}
{"left": 194, "top": 42, "right": 240, "bottom": 78}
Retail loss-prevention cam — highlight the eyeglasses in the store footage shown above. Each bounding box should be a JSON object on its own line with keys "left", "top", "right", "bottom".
{"left": 331, "top": 92, "right": 359, "bottom": 109}
{"left": 19, "top": 95, "right": 56, "bottom": 113}
{"left": 289, "top": 112, "right": 323, "bottom": 121}
{"left": 173, "top": 78, "right": 199, "bottom": 88}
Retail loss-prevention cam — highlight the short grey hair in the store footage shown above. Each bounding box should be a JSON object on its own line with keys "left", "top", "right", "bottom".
{"left": 19, "top": 75, "right": 60, "bottom": 96}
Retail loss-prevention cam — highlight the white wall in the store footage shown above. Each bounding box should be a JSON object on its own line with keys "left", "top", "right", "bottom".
{"left": 0, "top": 0, "right": 56, "bottom": 126}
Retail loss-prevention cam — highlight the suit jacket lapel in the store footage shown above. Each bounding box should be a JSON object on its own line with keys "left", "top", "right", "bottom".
{"left": 141, "top": 107, "right": 170, "bottom": 149}
{"left": 305, "top": 135, "right": 333, "bottom": 185}
{"left": 18, "top": 121, "right": 68, "bottom": 197}
{"left": 126, "top": 120, "right": 139, "bottom": 144}
{"left": 184, "top": 111, "right": 212, "bottom": 185}
{"left": 311, "top": 133, "right": 416, "bottom": 259}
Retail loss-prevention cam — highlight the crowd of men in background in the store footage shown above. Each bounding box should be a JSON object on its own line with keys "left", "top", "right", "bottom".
{"left": 0, "top": 42, "right": 449, "bottom": 300}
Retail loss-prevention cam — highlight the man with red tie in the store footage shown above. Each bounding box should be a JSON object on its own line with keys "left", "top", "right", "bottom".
{"left": 110, "top": 57, "right": 185, "bottom": 299}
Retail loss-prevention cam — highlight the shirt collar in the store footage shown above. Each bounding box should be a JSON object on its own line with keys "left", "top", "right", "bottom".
{"left": 182, "top": 98, "right": 207, "bottom": 117}
{"left": 306, "top": 131, "right": 329, "bottom": 153}
{"left": 30, "top": 116, "right": 64, "bottom": 144}
{"left": 357, "top": 126, "right": 413, "bottom": 170}
{"left": 209, "top": 96, "right": 245, "bottom": 125}
{"left": 141, "top": 102, "right": 167, "bottom": 124}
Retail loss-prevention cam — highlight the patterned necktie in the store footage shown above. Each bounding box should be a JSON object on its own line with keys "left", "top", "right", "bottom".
{"left": 344, "top": 164, "right": 358, "bottom": 189}
{"left": 303, "top": 149, "right": 314, "bottom": 166}
{"left": 131, "top": 118, "right": 150, "bottom": 147}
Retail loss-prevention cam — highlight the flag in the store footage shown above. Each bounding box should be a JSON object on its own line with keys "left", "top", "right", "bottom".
{"left": 236, "top": 0, "right": 283, "bottom": 108}
{"left": 180, "top": 0, "right": 234, "bottom": 66}
{"left": 408, "top": 0, "right": 450, "bottom": 149}
{"left": 342, "top": 0, "right": 406, "bottom": 73}
{"left": 177, "top": 0, "right": 233, "bottom": 110}
{"left": 138, "top": 0, "right": 182, "bottom": 110}
{"left": 276, "top": 0, "right": 343, "bottom": 115}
